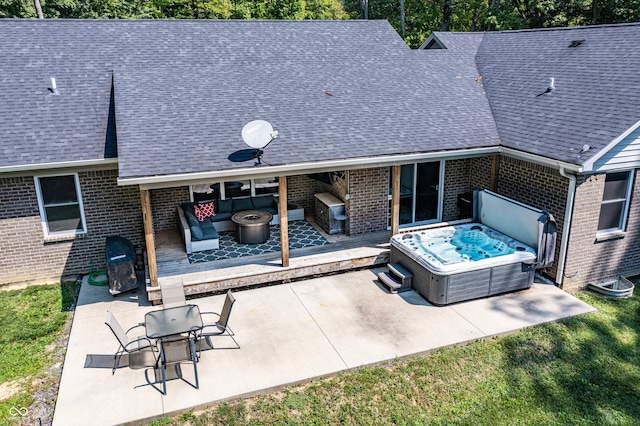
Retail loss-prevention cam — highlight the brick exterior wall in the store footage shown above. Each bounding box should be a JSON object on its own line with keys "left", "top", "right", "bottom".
{"left": 563, "top": 170, "right": 640, "bottom": 289}
{"left": 151, "top": 186, "right": 191, "bottom": 232}
{"left": 495, "top": 157, "right": 568, "bottom": 283}
{"left": 0, "top": 169, "right": 144, "bottom": 286}
{"left": 468, "top": 156, "right": 493, "bottom": 190}
{"left": 442, "top": 159, "right": 471, "bottom": 221}
{"left": 347, "top": 168, "right": 388, "bottom": 235}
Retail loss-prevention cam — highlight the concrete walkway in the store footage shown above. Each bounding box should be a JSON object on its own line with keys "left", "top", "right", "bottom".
{"left": 52, "top": 268, "right": 595, "bottom": 426}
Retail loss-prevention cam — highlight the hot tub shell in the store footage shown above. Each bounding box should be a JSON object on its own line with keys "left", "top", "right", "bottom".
{"left": 390, "top": 190, "right": 553, "bottom": 306}
{"left": 390, "top": 224, "right": 536, "bottom": 305}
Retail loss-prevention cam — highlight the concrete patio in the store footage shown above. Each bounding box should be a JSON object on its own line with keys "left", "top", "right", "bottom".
{"left": 52, "top": 267, "right": 596, "bottom": 426}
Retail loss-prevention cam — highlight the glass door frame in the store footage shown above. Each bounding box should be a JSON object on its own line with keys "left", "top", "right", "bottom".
{"left": 388, "top": 160, "right": 445, "bottom": 229}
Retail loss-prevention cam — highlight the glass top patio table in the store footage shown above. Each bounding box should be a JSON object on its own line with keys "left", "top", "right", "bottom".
{"left": 145, "top": 304, "right": 203, "bottom": 340}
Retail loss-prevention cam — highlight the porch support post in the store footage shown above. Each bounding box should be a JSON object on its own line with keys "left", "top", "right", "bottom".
{"left": 490, "top": 154, "right": 500, "bottom": 192}
{"left": 391, "top": 165, "right": 400, "bottom": 237}
{"left": 140, "top": 189, "right": 158, "bottom": 287}
{"left": 278, "top": 176, "right": 290, "bottom": 267}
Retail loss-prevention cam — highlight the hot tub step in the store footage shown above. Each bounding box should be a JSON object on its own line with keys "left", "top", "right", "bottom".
{"left": 378, "top": 262, "right": 413, "bottom": 294}
{"left": 378, "top": 271, "right": 402, "bottom": 293}
{"left": 387, "top": 262, "right": 412, "bottom": 284}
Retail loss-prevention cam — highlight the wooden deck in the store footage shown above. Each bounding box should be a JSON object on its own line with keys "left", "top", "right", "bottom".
{"left": 148, "top": 221, "right": 391, "bottom": 303}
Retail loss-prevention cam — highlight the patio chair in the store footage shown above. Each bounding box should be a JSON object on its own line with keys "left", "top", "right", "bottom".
{"left": 160, "top": 279, "right": 186, "bottom": 309}
{"left": 156, "top": 336, "right": 199, "bottom": 395}
{"left": 104, "top": 311, "right": 156, "bottom": 374}
{"left": 197, "top": 290, "right": 239, "bottom": 356}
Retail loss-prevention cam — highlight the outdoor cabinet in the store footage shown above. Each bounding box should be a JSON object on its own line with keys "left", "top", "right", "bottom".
{"left": 314, "top": 192, "right": 345, "bottom": 235}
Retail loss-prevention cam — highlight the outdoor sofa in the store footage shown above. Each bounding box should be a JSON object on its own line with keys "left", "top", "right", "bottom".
{"left": 177, "top": 194, "right": 304, "bottom": 254}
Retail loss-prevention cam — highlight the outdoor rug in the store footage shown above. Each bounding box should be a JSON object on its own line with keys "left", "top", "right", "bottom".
{"left": 187, "top": 220, "right": 329, "bottom": 264}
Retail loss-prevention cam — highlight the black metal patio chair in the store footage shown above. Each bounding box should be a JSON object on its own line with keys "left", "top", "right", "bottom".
{"left": 197, "top": 290, "right": 240, "bottom": 356}
{"left": 104, "top": 311, "right": 156, "bottom": 374}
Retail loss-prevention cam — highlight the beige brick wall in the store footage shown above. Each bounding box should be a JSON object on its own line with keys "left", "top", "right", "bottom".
{"left": 0, "top": 170, "right": 144, "bottom": 286}
{"left": 563, "top": 171, "right": 640, "bottom": 289}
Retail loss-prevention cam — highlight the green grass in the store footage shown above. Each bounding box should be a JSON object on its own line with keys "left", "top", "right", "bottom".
{"left": 152, "top": 291, "right": 640, "bottom": 425}
{"left": 0, "top": 282, "right": 76, "bottom": 422}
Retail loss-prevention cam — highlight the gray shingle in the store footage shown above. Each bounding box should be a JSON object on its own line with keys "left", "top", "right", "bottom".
{"left": 476, "top": 23, "right": 640, "bottom": 166}
{"left": 0, "top": 19, "right": 498, "bottom": 179}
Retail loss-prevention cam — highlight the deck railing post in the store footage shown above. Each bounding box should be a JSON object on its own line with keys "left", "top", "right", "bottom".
{"left": 140, "top": 189, "right": 159, "bottom": 287}
{"left": 279, "top": 176, "right": 290, "bottom": 267}
{"left": 391, "top": 166, "right": 400, "bottom": 237}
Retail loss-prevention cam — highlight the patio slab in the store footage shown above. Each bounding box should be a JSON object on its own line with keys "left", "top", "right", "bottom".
{"left": 52, "top": 268, "right": 595, "bottom": 426}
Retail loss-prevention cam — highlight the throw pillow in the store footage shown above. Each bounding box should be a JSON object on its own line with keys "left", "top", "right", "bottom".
{"left": 233, "top": 197, "right": 253, "bottom": 212}
{"left": 252, "top": 195, "right": 274, "bottom": 209}
{"left": 190, "top": 224, "right": 204, "bottom": 240}
{"left": 193, "top": 201, "right": 215, "bottom": 222}
{"left": 217, "top": 198, "right": 233, "bottom": 213}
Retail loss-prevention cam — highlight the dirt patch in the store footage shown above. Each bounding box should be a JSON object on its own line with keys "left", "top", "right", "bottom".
{"left": 0, "top": 380, "right": 21, "bottom": 401}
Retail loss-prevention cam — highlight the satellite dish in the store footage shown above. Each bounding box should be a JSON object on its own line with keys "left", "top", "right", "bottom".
{"left": 241, "top": 120, "right": 278, "bottom": 149}
{"left": 241, "top": 120, "right": 278, "bottom": 165}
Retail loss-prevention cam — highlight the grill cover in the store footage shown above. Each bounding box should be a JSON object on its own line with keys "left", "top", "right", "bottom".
{"left": 105, "top": 236, "right": 138, "bottom": 295}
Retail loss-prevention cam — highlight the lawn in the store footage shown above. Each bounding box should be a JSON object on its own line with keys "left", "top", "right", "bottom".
{"left": 0, "top": 282, "right": 76, "bottom": 425}
{"left": 1, "top": 284, "right": 639, "bottom": 425}
{"left": 153, "top": 290, "right": 640, "bottom": 425}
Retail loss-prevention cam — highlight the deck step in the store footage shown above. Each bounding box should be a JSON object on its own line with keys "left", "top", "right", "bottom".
{"left": 377, "top": 271, "right": 402, "bottom": 293}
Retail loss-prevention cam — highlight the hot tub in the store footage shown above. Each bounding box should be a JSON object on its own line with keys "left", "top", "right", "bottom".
{"left": 391, "top": 223, "right": 537, "bottom": 306}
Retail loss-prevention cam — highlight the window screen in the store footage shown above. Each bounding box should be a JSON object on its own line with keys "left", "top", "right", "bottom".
{"left": 36, "top": 175, "right": 85, "bottom": 235}
{"left": 597, "top": 171, "right": 631, "bottom": 232}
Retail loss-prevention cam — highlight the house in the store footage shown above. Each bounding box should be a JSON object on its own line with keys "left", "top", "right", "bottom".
{"left": 1, "top": 19, "right": 639, "bottom": 299}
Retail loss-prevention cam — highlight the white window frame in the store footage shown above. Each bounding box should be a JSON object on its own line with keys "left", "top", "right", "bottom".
{"left": 34, "top": 173, "right": 87, "bottom": 237}
{"left": 596, "top": 169, "right": 634, "bottom": 236}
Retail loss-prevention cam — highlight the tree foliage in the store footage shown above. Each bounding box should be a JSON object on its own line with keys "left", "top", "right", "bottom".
{"left": 342, "top": 0, "right": 640, "bottom": 47}
{"left": 0, "top": 0, "right": 638, "bottom": 47}
{"left": 0, "top": 0, "right": 346, "bottom": 19}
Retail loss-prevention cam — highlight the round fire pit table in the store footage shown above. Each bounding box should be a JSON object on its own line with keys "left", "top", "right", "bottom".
{"left": 231, "top": 210, "right": 273, "bottom": 244}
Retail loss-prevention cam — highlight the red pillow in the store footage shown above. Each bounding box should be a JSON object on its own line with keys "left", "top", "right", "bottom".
{"left": 193, "top": 202, "right": 215, "bottom": 222}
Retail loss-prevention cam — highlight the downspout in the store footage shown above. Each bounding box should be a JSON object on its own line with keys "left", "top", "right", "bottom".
{"left": 556, "top": 167, "right": 577, "bottom": 287}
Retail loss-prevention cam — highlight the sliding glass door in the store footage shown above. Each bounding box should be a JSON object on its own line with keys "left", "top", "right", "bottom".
{"left": 389, "top": 161, "right": 443, "bottom": 227}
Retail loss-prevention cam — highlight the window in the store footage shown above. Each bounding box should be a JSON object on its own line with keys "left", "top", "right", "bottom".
{"left": 35, "top": 174, "right": 86, "bottom": 236}
{"left": 597, "top": 171, "right": 633, "bottom": 234}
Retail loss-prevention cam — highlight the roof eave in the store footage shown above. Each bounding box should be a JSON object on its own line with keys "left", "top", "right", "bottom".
{"left": 124, "top": 148, "right": 500, "bottom": 190}
{"left": 499, "top": 147, "right": 583, "bottom": 174}
{"left": 581, "top": 118, "right": 640, "bottom": 172}
{"left": 0, "top": 158, "right": 118, "bottom": 175}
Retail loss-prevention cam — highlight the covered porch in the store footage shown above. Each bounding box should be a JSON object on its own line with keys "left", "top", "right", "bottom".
{"left": 138, "top": 165, "right": 426, "bottom": 304}
{"left": 148, "top": 221, "right": 391, "bottom": 303}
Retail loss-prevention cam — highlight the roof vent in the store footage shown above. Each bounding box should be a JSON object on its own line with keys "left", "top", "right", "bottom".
{"left": 49, "top": 77, "right": 59, "bottom": 95}
{"left": 568, "top": 39, "right": 585, "bottom": 48}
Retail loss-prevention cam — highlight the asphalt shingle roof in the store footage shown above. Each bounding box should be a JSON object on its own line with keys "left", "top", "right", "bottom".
{"left": 0, "top": 19, "right": 497, "bottom": 179}
{"left": 476, "top": 23, "right": 640, "bottom": 166}
{"left": 5, "top": 20, "right": 637, "bottom": 179}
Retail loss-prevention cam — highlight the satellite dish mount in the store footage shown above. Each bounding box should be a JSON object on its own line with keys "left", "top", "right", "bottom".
{"left": 241, "top": 120, "right": 278, "bottom": 165}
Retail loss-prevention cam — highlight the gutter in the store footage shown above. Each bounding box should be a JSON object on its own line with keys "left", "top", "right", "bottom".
{"left": 499, "top": 147, "right": 582, "bottom": 174}
{"left": 0, "top": 158, "right": 118, "bottom": 174}
{"left": 122, "top": 147, "right": 499, "bottom": 188}
{"left": 556, "top": 167, "right": 577, "bottom": 287}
